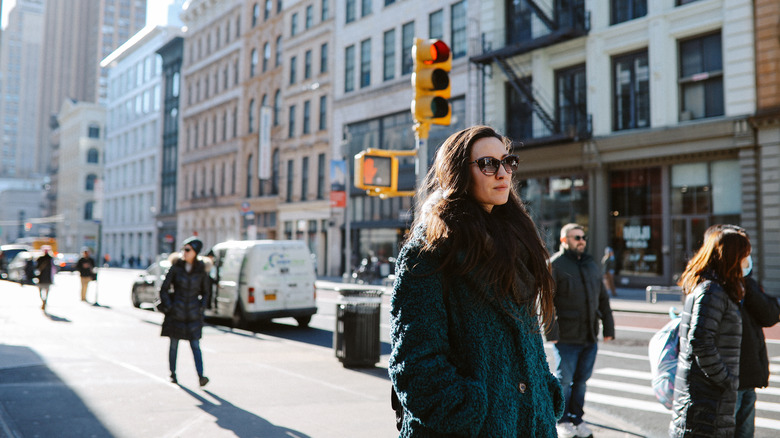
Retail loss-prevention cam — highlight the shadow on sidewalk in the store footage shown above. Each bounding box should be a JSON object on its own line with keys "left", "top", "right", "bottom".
{"left": 179, "top": 385, "right": 311, "bottom": 438}
{"left": 0, "top": 345, "right": 113, "bottom": 437}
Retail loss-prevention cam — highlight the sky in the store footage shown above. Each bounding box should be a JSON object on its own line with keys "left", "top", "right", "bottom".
{"left": 1, "top": 0, "right": 173, "bottom": 29}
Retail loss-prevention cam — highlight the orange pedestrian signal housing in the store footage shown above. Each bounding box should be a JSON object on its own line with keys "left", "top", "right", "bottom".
{"left": 354, "top": 148, "right": 417, "bottom": 197}
{"left": 411, "top": 38, "right": 452, "bottom": 126}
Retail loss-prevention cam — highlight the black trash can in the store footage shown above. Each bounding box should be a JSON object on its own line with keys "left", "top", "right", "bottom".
{"left": 334, "top": 289, "right": 382, "bottom": 367}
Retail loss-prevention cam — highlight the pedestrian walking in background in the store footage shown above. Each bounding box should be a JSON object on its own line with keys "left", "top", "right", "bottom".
{"left": 77, "top": 248, "right": 96, "bottom": 302}
{"left": 158, "top": 236, "right": 212, "bottom": 387}
{"left": 389, "top": 126, "right": 564, "bottom": 437}
{"left": 546, "top": 223, "right": 615, "bottom": 438}
{"left": 670, "top": 226, "right": 751, "bottom": 437}
{"left": 36, "top": 245, "right": 55, "bottom": 312}
{"left": 601, "top": 246, "right": 617, "bottom": 297}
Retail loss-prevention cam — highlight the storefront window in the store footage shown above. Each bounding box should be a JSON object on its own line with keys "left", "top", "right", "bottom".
{"left": 518, "top": 174, "right": 589, "bottom": 252}
{"left": 609, "top": 167, "right": 663, "bottom": 277}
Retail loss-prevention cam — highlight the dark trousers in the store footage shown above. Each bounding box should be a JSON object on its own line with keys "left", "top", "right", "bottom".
{"left": 553, "top": 342, "right": 598, "bottom": 425}
{"left": 735, "top": 388, "right": 757, "bottom": 438}
{"left": 169, "top": 338, "right": 204, "bottom": 377}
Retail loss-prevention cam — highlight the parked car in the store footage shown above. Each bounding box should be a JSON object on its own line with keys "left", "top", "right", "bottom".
{"left": 7, "top": 250, "right": 43, "bottom": 284}
{"left": 0, "top": 244, "right": 31, "bottom": 279}
{"left": 131, "top": 255, "right": 170, "bottom": 308}
{"left": 55, "top": 253, "right": 80, "bottom": 272}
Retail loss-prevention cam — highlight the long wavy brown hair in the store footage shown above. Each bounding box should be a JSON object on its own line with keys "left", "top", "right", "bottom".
{"left": 407, "top": 125, "right": 556, "bottom": 330}
{"left": 678, "top": 226, "right": 751, "bottom": 302}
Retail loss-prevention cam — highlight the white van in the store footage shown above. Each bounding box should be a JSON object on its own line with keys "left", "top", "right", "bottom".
{"left": 205, "top": 240, "right": 317, "bottom": 327}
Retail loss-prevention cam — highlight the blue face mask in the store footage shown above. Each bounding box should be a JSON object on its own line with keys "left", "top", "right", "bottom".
{"left": 742, "top": 255, "right": 753, "bottom": 277}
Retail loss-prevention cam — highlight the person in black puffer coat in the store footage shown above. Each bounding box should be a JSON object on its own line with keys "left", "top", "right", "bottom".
{"left": 159, "top": 236, "right": 212, "bottom": 387}
{"left": 670, "top": 227, "right": 751, "bottom": 437}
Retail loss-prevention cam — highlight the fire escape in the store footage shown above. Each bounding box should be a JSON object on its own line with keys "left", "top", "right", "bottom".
{"left": 471, "top": 0, "right": 592, "bottom": 145}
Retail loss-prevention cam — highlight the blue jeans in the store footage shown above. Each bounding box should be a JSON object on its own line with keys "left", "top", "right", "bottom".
{"left": 735, "top": 388, "right": 757, "bottom": 438}
{"left": 553, "top": 342, "right": 598, "bottom": 425}
{"left": 169, "top": 338, "right": 204, "bottom": 377}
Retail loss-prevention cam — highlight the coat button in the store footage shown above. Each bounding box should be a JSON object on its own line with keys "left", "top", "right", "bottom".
{"left": 518, "top": 382, "right": 526, "bottom": 393}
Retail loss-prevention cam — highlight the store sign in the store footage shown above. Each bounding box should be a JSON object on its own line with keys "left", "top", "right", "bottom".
{"left": 623, "top": 225, "right": 651, "bottom": 248}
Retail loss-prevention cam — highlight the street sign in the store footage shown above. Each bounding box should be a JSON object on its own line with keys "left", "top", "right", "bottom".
{"left": 240, "top": 202, "right": 250, "bottom": 213}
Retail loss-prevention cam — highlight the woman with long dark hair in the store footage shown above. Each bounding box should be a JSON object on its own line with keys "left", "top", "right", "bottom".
{"left": 389, "top": 126, "right": 563, "bottom": 436}
{"left": 670, "top": 226, "right": 751, "bottom": 436}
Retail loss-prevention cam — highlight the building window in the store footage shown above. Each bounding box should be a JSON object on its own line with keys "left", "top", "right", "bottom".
{"left": 322, "top": 0, "right": 329, "bottom": 21}
{"left": 86, "top": 174, "right": 97, "bottom": 191}
{"left": 346, "top": 0, "right": 356, "bottom": 23}
{"left": 402, "top": 21, "right": 414, "bottom": 75}
{"left": 87, "top": 148, "right": 99, "bottom": 163}
{"left": 613, "top": 50, "right": 649, "bottom": 131}
{"left": 275, "top": 36, "right": 283, "bottom": 67}
{"left": 248, "top": 99, "right": 255, "bottom": 133}
{"left": 319, "top": 95, "right": 327, "bottom": 131}
{"left": 290, "top": 56, "right": 297, "bottom": 84}
{"left": 291, "top": 12, "right": 298, "bottom": 36}
{"left": 274, "top": 90, "right": 281, "bottom": 125}
{"left": 317, "top": 153, "right": 325, "bottom": 199}
{"left": 247, "top": 154, "right": 254, "bottom": 197}
{"left": 88, "top": 124, "right": 101, "bottom": 138}
{"left": 519, "top": 173, "right": 589, "bottom": 252}
{"left": 233, "top": 107, "right": 238, "bottom": 138}
{"left": 345, "top": 45, "right": 355, "bottom": 92}
{"left": 303, "top": 100, "right": 311, "bottom": 134}
{"left": 679, "top": 32, "right": 723, "bottom": 121}
{"left": 84, "top": 201, "right": 95, "bottom": 220}
{"left": 429, "top": 9, "right": 443, "bottom": 40}
{"left": 360, "top": 38, "right": 371, "bottom": 88}
{"left": 301, "top": 156, "right": 309, "bottom": 200}
{"left": 286, "top": 160, "right": 294, "bottom": 202}
{"left": 277, "top": 0, "right": 282, "bottom": 13}
{"left": 306, "top": 5, "right": 313, "bottom": 29}
{"left": 288, "top": 104, "right": 296, "bottom": 138}
{"left": 451, "top": 1, "right": 467, "bottom": 58}
{"left": 506, "top": 80, "right": 533, "bottom": 141}
{"left": 252, "top": 3, "right": 260, "bottom": 27}
{"left": 263, "top": 43, "right": 270, "bottom": 72}
{"left": 361, "top": 0, "right": 372, "bottom": 17}
{"left": 556, "top": 64, "right": 588, "bottom": 137}
{"left": 677, "top": 0, "right": 701, "bottom": 5}
{"left": 251, "top": 49, "right": 258, "bottom": 77}
{"left": 320, "top": 43, "right": 328, "bottom": 73}
{"left": 265, "top": 0, "right": 272, "bottom": 20}
{"left": 611, "top": 0, "right": 647, "bottom": 25}
{"left": 383, "top": 29, "right": 395, "bottom": 81}
{"left": 305, "top": 50, "right": 312, "bottom": 79}
{"left": 272, "top": 149, "right": 280, "bottom": 194}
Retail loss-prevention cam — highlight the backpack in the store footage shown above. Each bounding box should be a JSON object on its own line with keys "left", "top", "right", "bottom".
{"left": 648, "top": 316, "right": 681, "bottom": 410}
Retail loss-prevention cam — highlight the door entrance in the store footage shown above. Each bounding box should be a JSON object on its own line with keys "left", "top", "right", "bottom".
{"left": 671, "top": 216, "right": 708, "bottom": 282}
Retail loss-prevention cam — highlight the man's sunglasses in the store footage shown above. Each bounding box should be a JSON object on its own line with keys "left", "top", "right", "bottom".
{"left": 470, "top": 155, "right": 520, "bottom": 176}
{"left": 569, "top": 235, "right": 586, "bottom": 241}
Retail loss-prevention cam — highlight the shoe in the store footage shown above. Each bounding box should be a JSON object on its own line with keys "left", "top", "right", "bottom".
{"left": 575, "top": 422, "right": 593, "bottom": 438}
{"left": 199, "top": 376, "right": 209, "bottom": 387}
{"left": 556, "top": 422, "right": 577, "bottom": 438}
{"left": 170, "top": 374, "right": 177, "bottom": 384}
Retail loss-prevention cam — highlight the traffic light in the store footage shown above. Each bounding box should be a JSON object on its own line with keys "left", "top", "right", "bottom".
{"left": 354, "top": 149, "right": 417, "bottom": 197}
{"left": 411, "top": 38, "right": 451, "bottom": 126}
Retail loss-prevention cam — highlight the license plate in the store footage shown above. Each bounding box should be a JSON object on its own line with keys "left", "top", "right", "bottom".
{"left": 264, "top": 294, "right": 277, "bottom": 301}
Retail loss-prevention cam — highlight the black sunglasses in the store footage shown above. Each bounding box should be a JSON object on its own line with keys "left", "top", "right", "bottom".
{"left": 182, "top": 247, "right": 193, "bottom": 252}
{"left": 470, "top": 155, "right": 519, "bottom": 176}
{"left": 569, "top": 235, "right": 586, "bottom": 241}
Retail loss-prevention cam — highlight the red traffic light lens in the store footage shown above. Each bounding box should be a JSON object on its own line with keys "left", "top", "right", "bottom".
{"left": 426, "top": 40, "right": 450, "bottom": 64}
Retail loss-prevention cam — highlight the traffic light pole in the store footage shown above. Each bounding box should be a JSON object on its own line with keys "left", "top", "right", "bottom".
{"left": 414, "top": 122, "right": 431, "bottom": 189}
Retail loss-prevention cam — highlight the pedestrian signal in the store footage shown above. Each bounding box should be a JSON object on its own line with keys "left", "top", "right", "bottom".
{"left": 411, "top": 38, "right": 451, "bottom": 126}
{"left": 354, "top": 149, "right": 417, "bottom": 197}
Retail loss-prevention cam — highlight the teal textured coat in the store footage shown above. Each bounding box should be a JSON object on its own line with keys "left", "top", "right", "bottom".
{"left": 389, "top": 232, "right": 564, "bottom": 437}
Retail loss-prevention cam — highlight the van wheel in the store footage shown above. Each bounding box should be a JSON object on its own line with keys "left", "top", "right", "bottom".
{"left": 231, "top": 304, "right": 245, "bottom": 328}
{"left": 295, "top": 316, "right": 311, "bottom": 328}
{"left": 131, "top": 288, "right": 141, "bottom": 308}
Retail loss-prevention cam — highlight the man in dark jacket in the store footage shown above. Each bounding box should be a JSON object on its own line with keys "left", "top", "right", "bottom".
{"left": 736, "top": 270, "right": 780, "bottom": 437}
{"left": 546, "top": 223, "right": 615, "bottom": 438}
{"left": 76, "top": 248, "right": 96, "bottom": 302}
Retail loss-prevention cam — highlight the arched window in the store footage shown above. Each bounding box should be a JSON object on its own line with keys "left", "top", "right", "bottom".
{"left": 250, "top": 49, "right": 258, "bottom": 77}
{"left": 84, "top": 201, "right": 95, "bottom": 220}
{"left": 248, "top": 99, "right": 256, "bottom": 133}
{"left": 263, "top": 42, "right": 270, "bottom": 73}
{"left": 246, "top": 153, "right": 254, "bottom": 197}
{"left": 85, "top": 174, "right": 97, "bottom": 191}
{"left": 273, "top": 90, "right": 281, "bottom": 126}
{"left": 252, "top": 3, "right": 260, "bottom": 27}
{"left": 87, "top": 148, "right": 99, "bottom": 163}
{"left": 265, "top": 0, "right": 272, "bottom": 21}
{"left": 275, "top": 35, "right": 282, "bottom": 67}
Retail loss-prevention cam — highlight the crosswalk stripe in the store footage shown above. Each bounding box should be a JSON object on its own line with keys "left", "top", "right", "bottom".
{"left": 756, "top": 417, "right": 780, "bottom": 430}
{"left": 594, "top": 367, "right": 653, "bottom": 381}
{"left": 585, "top": 392, "right": 670, "bottom": 414}
{"left": 588, "top": 378, "right": 655, "bottom": 396}
{"left": 596, "top": 349, "right": 648, "bottom": 361}
{"left": 757, "top": 386, "right": 780, "bottom": 397}
{"left": 757, "top": 400, "right": 780, "bottom": 414}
